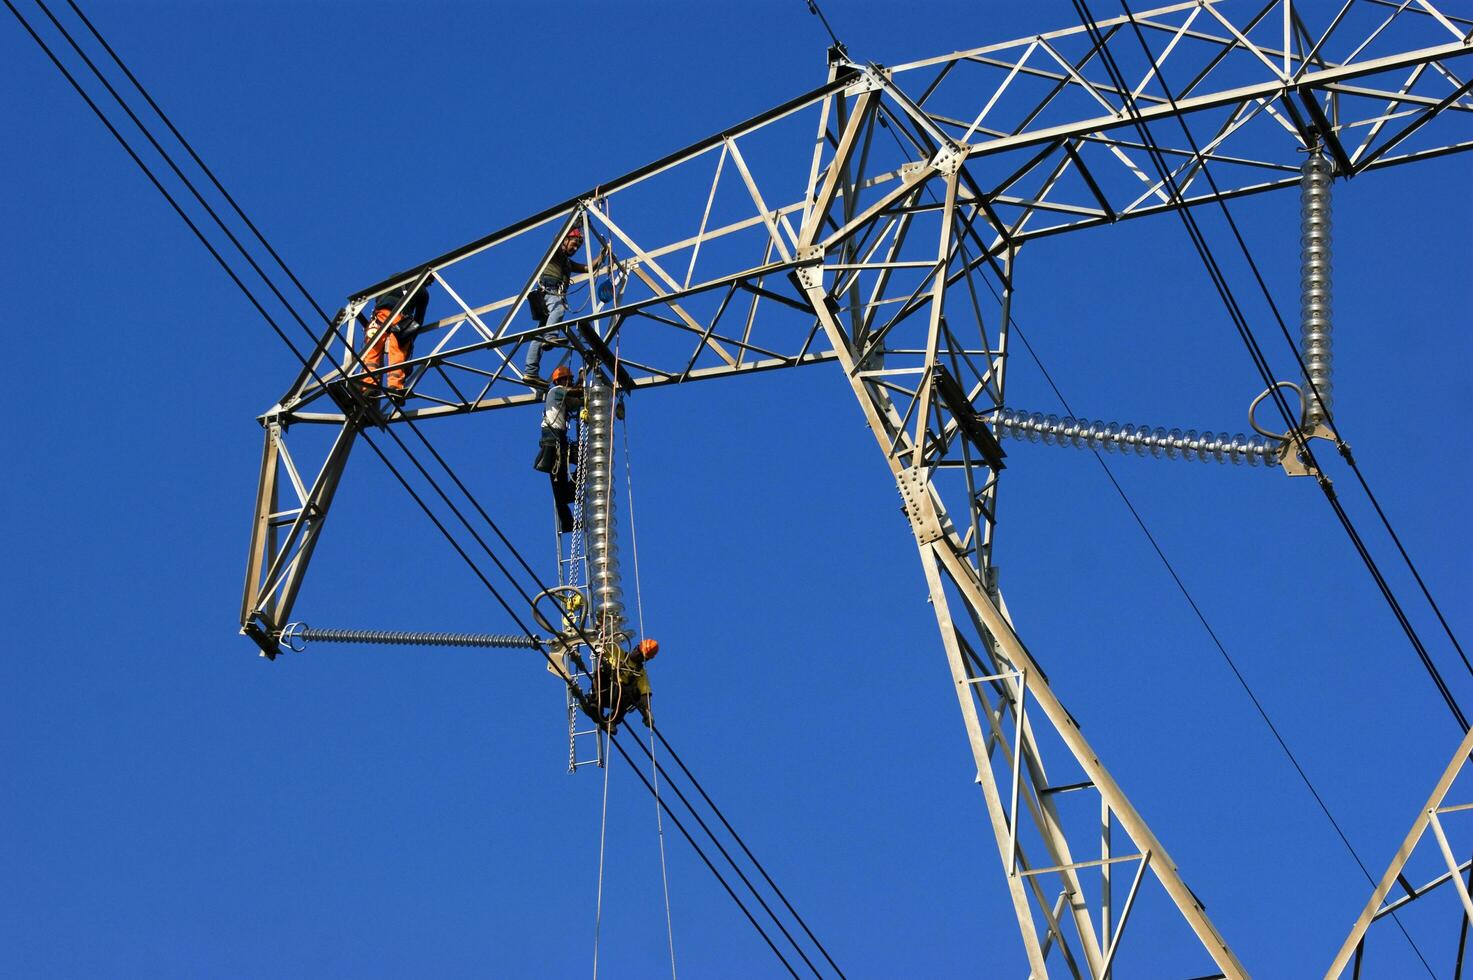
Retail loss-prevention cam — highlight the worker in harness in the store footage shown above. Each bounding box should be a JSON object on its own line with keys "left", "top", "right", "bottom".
{"left": 598, "top": 637, "right": 658, "bottom": 734}
{"left": 524, "top": 226, "right": 608, "bottom": 385}
{"left": 362, "top": 278, "right": 431, "bottom": 402}
{"left": 533, "top": 364, "right": 582, "bottom": 533}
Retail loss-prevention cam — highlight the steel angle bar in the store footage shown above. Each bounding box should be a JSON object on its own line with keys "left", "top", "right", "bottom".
{"left": 1327, "top": 724, "right": 1473, "bottom": 977}
{"left": 889, "top": 1, "right": 1209, "bottom": 74}
{"left": 1019, "top": 854, "right": 1148, "bottom": 879}
{"left": 1427, "top": 810, "right": 1473, "bottom": 921}
{"left": 1100, "top": 851, "right": 1153, "bottom": 979}
{"left": 948, "top": 39, "right": 1473, "bottom": 162}
{"left": 240, "top": 419, "right": 358, "bottom": 655}
{"left": 1037, "top": 890, "right": 1085, "bottom": 980}
{"left": 797, "top": 243, "right": 1241, "bottom": 973}
{"left": 1373, "top": 859, "right": 1473, "bottom": 919}
{"left": 1353, "top": 74, "right": 1473, "bottom": 171}
{"left": 1325, "top": 80, "right": 1473, "bottom": 113}
{"left": 354, "top": 75, "right": 853, "bottom": 301}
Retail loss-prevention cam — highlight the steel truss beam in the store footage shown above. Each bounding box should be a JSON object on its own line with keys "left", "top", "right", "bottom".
{"left": 240, "top": 418, "right": 357, "bottom": 658}
{"left": 263, "top": 0, "right": 1473, "bottom": 430}
{"left": 789, "top": 81, "right": 1243, "bottom": 974}
{"left": 239, "top": 2, "right": 1472, "bottom": 971}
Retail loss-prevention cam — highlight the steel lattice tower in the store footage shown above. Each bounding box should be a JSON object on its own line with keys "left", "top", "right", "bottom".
{"left": 240, "top": 3, "right": 1473, "bottom": 974}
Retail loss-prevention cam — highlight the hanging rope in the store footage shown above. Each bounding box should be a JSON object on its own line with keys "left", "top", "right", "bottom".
{"left": 619, "top": 345, "right": 647, "bottom": 642}
{"left": 651, "top": 724, "right": 678, "bottom": 979}
{"left": 618, "top": 341, "right": 674, "bottom": 974}
{"left": 592, "top": 739, "right": 614, "bottom": 979}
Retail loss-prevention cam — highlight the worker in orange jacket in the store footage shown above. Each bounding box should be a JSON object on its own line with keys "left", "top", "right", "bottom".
{"left": 362, "top": 279, "right": 430, "bottom": 401}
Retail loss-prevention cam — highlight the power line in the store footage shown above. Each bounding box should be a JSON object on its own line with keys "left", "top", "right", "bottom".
{"left": 604, "top": 734, "right": 803, "bottom": 978}
{"left": 1102, "top": 0, "right": 1468, "bottom": 682}
{"left": 61, "top": 0, "right": 333, "bottom": 332}
{"left": 878, "top": 91, "right": 1386, "bottom": 910}
{"left": 652, "top": 726, "right": 845, "bottom": 979}
{"left": 1068, "top": 0, "right": 1469, "bottom": 737}
{"left": 872, "top": 75, "right": 1406, "bottom": 942}
{"left": 12, "top": 2, "right": 844, "bottom": 969}
{"left": 1006, "top": 315, "right": 1436, "bottom": 975}
{"left": 803, "top": 0, "right": 843, "bottom": 51}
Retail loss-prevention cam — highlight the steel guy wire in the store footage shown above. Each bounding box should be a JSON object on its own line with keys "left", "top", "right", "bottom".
{"left": 1070, "top": 0, "right": 1469, "bottom": 736}
{"left": 19, "top": 3, "right": 846, "bottom": 967}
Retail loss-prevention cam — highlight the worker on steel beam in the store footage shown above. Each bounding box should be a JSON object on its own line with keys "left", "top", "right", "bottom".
{"left": 362, "top": 279, "right": 430, "bottom": 403}
{"left": 523, "top": 226, "right": 607, "bottom": 386}
{"left": 599, "top": 637, "right": 658, "bottom": 733}
{"left": 533, "top": 364, "right": 582, "bottom": 533}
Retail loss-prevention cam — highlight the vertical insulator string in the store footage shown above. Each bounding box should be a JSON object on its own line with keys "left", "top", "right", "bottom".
{"left": 1301, "top": 147, "right": 1333, "bottom": 428}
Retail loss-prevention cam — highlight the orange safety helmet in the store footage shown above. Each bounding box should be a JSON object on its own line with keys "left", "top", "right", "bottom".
{"left": 550, "top": 364, "right": 573, "bottom": 386}
{"left": 637, "top": 638, "right": 660, "bottom": 660}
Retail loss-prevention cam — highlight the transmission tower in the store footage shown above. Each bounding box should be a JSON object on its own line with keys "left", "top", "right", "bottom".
{"left": 239, "top": 2, "right": 1473, "bottom": 975}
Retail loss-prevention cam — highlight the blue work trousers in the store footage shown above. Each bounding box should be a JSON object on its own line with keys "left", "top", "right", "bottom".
{"left": 525, "top": 285, "right": 568, "bottom": 376}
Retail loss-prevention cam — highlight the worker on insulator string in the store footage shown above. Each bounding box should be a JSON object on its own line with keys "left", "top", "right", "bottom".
{"left": 533, "top": 363, "right": 582, "bottom": 533}
{"left": 599, "top": 637, "right": 658, "bottom": 734}
{"left": 362, "top": 278, "right": 431, "bottom": 403}
{"left": 523, "top": 226, "right": 607, "bottom": 386}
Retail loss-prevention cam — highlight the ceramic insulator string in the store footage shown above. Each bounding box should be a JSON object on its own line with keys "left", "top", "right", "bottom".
{"left": 583, "top": 382, "right": 627, "bottom": 636}
{"left": 284, "top": 625, "right": 539, "bottom": 649}
{"left": 1300, "top": 147, "right": 1334, "bottom": 428}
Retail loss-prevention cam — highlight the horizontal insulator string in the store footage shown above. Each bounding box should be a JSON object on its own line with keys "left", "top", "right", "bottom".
{"left": 283, "top": 624, "right": 541, "bottom": 650}
{"left": 995, "top": 409, "right": 1280, "bottom": 465}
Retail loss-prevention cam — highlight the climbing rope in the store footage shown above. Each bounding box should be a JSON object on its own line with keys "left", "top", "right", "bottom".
{"left": 651, "top": 724, "right": 678, "bottom": 979}
{"left": 617, "top": 337, "right": 676, "bottom": 976}
{"left": 592, "top": 737, "right": 613, "bottom": 979}
{"left": 618, "top": 343, "right": 647, "bottom": 642}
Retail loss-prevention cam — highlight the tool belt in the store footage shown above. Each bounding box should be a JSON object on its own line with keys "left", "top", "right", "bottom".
{"left": 529, "top": 277, "right": 566, "bottom": 322}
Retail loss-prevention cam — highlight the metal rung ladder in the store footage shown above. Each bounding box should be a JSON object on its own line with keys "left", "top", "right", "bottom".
{"left": 567, "top": 653, "right": 605, "bottom": 772}
{"left": 560, "top": 395, "right": 602, "bottom": 771}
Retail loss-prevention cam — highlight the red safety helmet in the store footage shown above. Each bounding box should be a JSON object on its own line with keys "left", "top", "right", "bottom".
{"left": 564, "top": 227, "right": 584, "bottom": 244}
{"left": 637, "top": 638, "right": 660, "bottom": 660}
{"left": 550, "top": 365, "right": 573, "bottom": 385}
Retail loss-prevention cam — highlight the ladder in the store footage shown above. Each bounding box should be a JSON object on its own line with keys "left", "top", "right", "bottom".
{"left": 558, "top": 380, "right": 604, "bottom": 772}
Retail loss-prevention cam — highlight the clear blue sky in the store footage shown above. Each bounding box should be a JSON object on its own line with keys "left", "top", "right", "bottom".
{"left": 3, "top": 1, "right": 1470, "bottom": 976}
